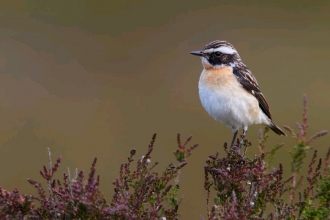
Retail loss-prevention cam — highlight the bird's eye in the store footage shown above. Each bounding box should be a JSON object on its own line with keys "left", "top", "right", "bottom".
{"left": 215, "top": 51, "right": 221, "bottom": 56}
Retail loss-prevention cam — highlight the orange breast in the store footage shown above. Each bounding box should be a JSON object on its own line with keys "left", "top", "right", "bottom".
{"left": 200, "top": 66, "right": 238, "bottom": 90}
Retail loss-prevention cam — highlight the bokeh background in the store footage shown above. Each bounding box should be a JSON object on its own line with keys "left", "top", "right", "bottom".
{"left": 1, "top": 0, "right": 330, "bottom": 218}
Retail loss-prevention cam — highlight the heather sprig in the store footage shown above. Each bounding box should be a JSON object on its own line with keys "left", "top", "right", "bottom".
{"left": 110, "top": 133, "right": 198, "bottom": 219}
{"left": 284, "top": 94, "right": 328, "bottom": 174}
{"left": 0, "top": 134, "right": 198, "bottom": 219}
{"left": 202, "top": 95, "right": 329, "bottom": 220}
{"left": 0, "top": 94, "right": 329, "bottom": 219}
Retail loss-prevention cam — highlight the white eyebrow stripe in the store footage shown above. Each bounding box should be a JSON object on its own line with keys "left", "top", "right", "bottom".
{"left": 202, "top": 48, "right": 214, "bottom": 54}
{"left": 214, "top": 46, "right": 237, "bottom": 54}
{"left": 202, "top": 46, "right": 237, "bottom": 55}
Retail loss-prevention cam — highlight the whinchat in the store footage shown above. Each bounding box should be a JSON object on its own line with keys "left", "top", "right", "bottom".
{"left": 190, "top": 40, "right": 286, "bottom": 148}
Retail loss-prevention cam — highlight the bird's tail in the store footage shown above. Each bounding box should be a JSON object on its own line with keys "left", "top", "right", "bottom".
{"left": 268, "top": 122, "right": 286, "bottom": 136}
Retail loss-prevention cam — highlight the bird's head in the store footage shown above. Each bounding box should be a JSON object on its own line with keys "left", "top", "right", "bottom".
{"left": 190, "top": 40, "right": 241, "bottom": 69}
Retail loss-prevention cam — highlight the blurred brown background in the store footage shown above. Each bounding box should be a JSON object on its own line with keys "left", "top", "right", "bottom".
{"left": 0, "top": 0, "right": 330, "bottom": 218}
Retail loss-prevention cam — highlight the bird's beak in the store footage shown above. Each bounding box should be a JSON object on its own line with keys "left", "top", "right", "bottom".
{"left": 190, "top": 50, "right": 203, "bottom": 57}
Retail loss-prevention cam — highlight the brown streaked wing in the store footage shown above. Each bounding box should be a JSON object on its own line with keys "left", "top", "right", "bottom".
{"left": 254, "top": 91, "right": 271, "bottom": 120}
{"left": 233, "top": 66, "right": 272, "bottom": 120}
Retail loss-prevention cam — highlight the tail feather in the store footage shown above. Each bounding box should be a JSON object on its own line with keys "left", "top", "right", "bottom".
{"left": 268, "top": 122, "right": 286, "bottom": 136}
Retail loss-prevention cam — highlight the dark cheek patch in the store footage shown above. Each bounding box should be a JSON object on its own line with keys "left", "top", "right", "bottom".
{"left": 207, "top": 56, "right": 218, "bottom": 66}
{"left": 221, "top": 55, "right": 229, "bottom": 63}
{"left": 207, "top": 54, "right": 232, "bottom": 66}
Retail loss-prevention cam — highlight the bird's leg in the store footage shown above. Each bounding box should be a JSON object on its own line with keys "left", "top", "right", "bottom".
{"left": 242, "top": 127, "right": 247, "bottom": 138}
{"left": 230, "top": 129, "right": 238, "bottom": 149}
{"left": 238, "top": 127, "right": 248, "bottom": 153}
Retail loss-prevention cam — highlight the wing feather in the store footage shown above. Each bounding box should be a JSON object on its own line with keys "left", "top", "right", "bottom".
{"left": 233, "top": 65, "right": 272, "bottom": 120}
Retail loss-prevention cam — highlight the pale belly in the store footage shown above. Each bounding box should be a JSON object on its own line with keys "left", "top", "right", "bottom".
{"left": 198, "top": 81, "right": 267, "bottom": 130}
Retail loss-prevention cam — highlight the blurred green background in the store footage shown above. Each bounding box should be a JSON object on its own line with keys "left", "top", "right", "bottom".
{"left": 0, "top": 0, "right": 330, "bottom": 218}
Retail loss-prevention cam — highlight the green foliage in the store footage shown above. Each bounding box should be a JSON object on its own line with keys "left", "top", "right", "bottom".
{"left": 302, "top": 171, "right": 330, "bottom": 220}
{"left": 165, "top": 185, "right": 180, "bottom": 208}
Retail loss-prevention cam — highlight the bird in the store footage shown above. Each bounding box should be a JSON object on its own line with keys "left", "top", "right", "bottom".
{"left": 190, "top": 40, "right": 286, "bottom": 149}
